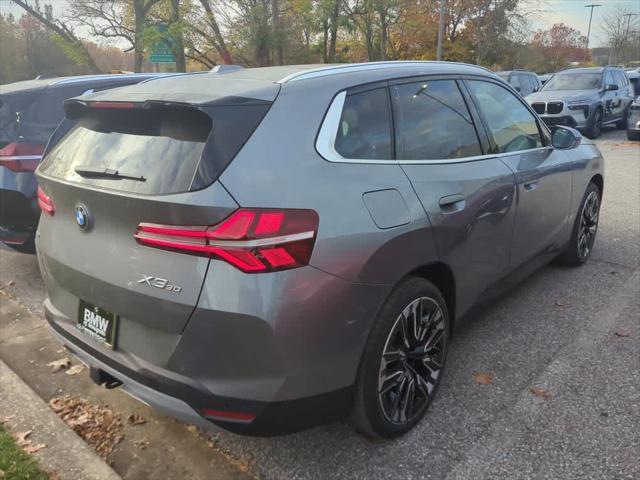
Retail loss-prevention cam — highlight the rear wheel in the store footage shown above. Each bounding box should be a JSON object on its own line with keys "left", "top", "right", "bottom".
{"left": 557, "top": 183, "right": 601, "bottom": 266}
{"left": 351, "top": 277, "right": 449, "bottom": 439}
{"left": 584, "top": 108, "right": 603, "bottom": 139}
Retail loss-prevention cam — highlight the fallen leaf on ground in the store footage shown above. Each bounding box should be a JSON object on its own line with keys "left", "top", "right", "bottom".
{"left": 46, "top": 357, "right": 70, "bottom": 372}
{"left": 0, "top": 415, "right": 15, "bottom": 424}
{"left": 49, "top": 395, "right": 123, "bottom": 458}
{"left": 24, "top": 443, "right": 47, "bottom": 454}
{"left": 65, "top": 364, "right": 85, "bottom": 376}
{"left": 614, "top": 327, "right": 631, "bottom": 338}
{"left": 13, "top": 431, "right": 32, "bottom": 446}
{"left": 186, "top": 424, "right": 198, "bottom": 434}
{"left": 530, "top": 386, "right": 551, "bottom": 400}
{"left": 473, "top": 372, "right": 494, "bottom": 385}
{"left": 0, "top": 468, "right": 5, "bottom": 478}
{"left": 127, "top": 414, "right": 146, "bottom": 426}
{"left": 554, "top": 300, "right": 570, "bottom": 307}
{"left": 134, "top": 437, "right": 149, "bottom": 450}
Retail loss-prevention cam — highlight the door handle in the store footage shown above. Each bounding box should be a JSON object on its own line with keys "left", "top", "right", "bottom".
{"left": 524, "top": 181, "right": 538, "bottom": 191}
{"left": 439, "top": 194, "right": 465, "bottom": 212}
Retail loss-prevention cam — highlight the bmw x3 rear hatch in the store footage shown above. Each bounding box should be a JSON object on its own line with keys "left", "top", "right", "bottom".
{"left": 36, "top": 79, "right": 276, "bottom": 342}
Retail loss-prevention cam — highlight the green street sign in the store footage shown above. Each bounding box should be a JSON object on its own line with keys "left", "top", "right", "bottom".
{"left": 150, "top": 24, "right": 176, "bottom": 64}
{"left": 150, "top": 53, "right": 176, "bottom": 63}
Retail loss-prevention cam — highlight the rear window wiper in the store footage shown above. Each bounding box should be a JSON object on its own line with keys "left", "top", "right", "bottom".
{"left": 74, "top": 166, "right": 146, "bottom": 182}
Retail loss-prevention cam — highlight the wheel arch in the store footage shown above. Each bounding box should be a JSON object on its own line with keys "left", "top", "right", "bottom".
{"left": 590, "top": 173, "right": 604, "bottom": 196}
{"left": 406, "top": 262, "right": 456, "bottom": 330}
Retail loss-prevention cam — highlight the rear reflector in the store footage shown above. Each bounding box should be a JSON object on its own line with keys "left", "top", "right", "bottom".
{"left": 200, "top": 408, "right": 256, "bottom": 422}
{"left": 0, "top": 142, "right": 44, "bottom": 172}
{"left": 134, "top": 208, "right": 319, "bottom": 273}
{"left": 37, "top": 186, "right": 55, "bottom": 215}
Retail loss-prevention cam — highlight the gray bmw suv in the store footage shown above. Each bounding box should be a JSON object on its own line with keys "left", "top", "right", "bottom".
{"left": 36, "top": 62, "right": 604, "bottom": 438}
{"left": 527, "top": 66, "right": 634, "bottom": 139}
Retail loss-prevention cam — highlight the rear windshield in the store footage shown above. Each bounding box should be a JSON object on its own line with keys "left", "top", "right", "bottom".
{"left": 0, "top": 89, "right": 42, "bottom": 146}
{"left": 542, "top": 73, "right": 602, "bottom": 91}
{"left": 39, "top": 102, "right": 270, "bottom": 194}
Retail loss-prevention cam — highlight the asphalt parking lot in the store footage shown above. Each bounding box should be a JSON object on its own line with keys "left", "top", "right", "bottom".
{"left": 0, "top": 127, "right": 638, "bottom": 480}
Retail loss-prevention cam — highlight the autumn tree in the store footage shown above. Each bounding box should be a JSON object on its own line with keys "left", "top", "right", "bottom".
{"left": 10, "top": 0, "right": 100, "bottom": 73}
{"left": 68, "top": 0, "right": 165, "bottom": 72}
{"left": 532, "top": 23, "right": 587, "bottom": 72}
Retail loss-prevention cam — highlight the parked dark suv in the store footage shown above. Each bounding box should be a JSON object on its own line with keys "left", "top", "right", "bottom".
{"left": 0, "top": 74, "right": 162, "bottom": 252}
{"left": 496, "top": 70, "right": 541, "bottom": 97}
{"left": 36, "top": 62, "right": 603, "bottom": 438}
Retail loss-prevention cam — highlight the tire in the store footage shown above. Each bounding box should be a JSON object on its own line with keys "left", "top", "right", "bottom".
{"left": 557, "top": 182, "right": 601, "bottom": 267}
{"left": 627, "top": 130, "right": 640, "bottom": 141}
{"left": 351, "top": 277, "right": 450, "bottom": 439}
{"left": 5, "top": 234, "right": 36, "bottom": 254}
{"left": 584, "top": 108, "right": 603, "bottom": 139}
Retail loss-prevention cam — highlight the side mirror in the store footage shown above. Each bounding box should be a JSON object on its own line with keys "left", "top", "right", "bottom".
{"left": 606, "top": 83, "right": 619, "bottom": 91}
{"left": 551, "top": 126, "right": 582, "bottom": 150}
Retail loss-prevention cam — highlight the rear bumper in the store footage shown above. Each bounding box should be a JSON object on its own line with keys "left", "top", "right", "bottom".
{"left": 0, "top": 227, "right": 32, "bottom": 246}
{"left": 0, "top": 170, "right": 39, "bottom": 239}
{"left": 45, "top": 299, "right": 355, "bottom": 436}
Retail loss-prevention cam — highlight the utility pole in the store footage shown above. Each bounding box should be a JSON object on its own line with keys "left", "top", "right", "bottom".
{"left": 436, "top": 0, "right": 446, "bottom": 61}
{"left": 584, "top": 4, "right": 601, "bottom": 63}
{"left": 622, "top": 13, "right": 638, "bottom": 65}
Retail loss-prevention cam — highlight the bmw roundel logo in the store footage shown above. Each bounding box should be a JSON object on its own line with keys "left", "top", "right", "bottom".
{"left": 75, "top": 204, "right": 90, "bottom": 230}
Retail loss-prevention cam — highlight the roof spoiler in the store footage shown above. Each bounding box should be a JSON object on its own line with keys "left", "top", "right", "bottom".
{"left": 63, "top": 98, "right": 197, "bottom": 119}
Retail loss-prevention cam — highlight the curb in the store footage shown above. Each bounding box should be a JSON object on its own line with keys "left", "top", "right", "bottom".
{"left": 0, "top": 358, "right": 122, "bottom": 480}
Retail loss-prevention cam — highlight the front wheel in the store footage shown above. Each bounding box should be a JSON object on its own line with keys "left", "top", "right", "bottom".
{"left": 351, "top": 277, "right": 449, "bottom": 439}
{"left": 584, "top": 108, "right": 603, "bottom": 139}
{"left": 557, "top": 182, "right": 601, "bottom": 266}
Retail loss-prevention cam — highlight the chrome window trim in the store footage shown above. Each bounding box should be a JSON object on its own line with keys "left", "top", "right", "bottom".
{"left": 315, "top": 90, "right": 553, "bottom": 165}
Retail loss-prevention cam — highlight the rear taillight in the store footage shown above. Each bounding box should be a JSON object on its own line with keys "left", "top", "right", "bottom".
{"left": 134, "top": 208, "right": 319, "bottom": 273}
{"left": 0, "top": 142, "right": 44, "bottom": 172}
{"left": 37, "top": 186, "right": 55, "bottom": 215}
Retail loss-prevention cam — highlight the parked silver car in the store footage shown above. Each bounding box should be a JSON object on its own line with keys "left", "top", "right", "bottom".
{"left": 627, "top": 96, "right": 640, "bottom": 141}
{"left": 527, "top": 66, "right": 635, "bottom": 139}
{"left": 35, "top": 61, "right": 604, "bottom": 438}
{"left": 496, "top": 69, "right": 541, "bottom": 97}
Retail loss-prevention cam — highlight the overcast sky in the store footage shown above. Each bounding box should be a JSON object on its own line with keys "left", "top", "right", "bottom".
{"left": 0, "top": 0, "right": 638, "bottom": 48}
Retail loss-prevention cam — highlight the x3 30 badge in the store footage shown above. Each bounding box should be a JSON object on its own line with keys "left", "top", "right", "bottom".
{"left": 137, "top": 274, "right": 183, "bottom": 293}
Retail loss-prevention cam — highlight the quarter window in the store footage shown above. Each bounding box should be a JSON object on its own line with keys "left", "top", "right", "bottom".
{"left": 467, "top": 80, "right": 543, "bottom": 154}
{"left": 391, "top": 80, "right": 482, "bottom": 160}
{"left": 334, "top": 88, "right": 392, "bottom": 160}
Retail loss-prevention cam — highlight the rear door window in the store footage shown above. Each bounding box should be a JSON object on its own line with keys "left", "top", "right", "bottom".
{"left": 334, "top": 88, "right": 392, "bottom": 160}
{"left": 391, "top": 79, "right": 482, "bottom": 160}
{"left": 467, "top": 80, "right": 543, "bottom": 154}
